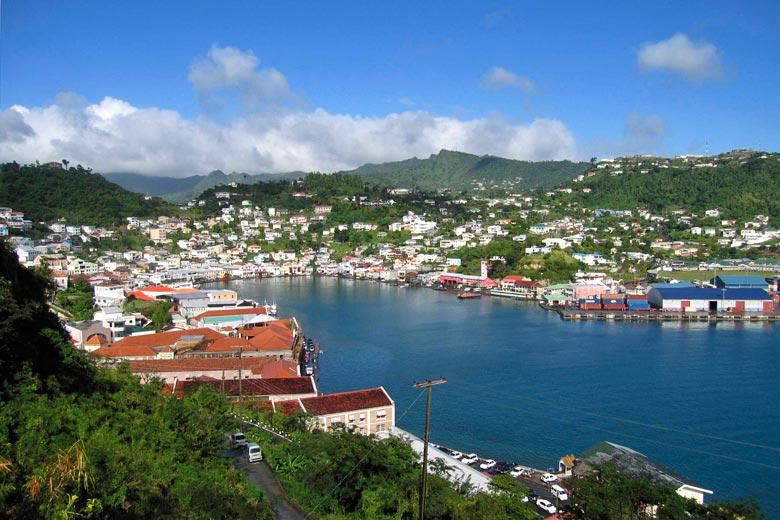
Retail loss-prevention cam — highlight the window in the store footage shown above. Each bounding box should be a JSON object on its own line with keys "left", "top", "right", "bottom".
{"left": 376, "top": 411, "right": 387, "bottom": 419}
{"left": 376, "top": 424, "right": 386, "bottom": 432}
{"left": 359, "top": 413, "right": 366, "bottom": 422}
{"left": 348, "top": 415, "right": 355, "bottom": 423}
{"left": 331, "top": 417, "right": 342, "bottom": 424}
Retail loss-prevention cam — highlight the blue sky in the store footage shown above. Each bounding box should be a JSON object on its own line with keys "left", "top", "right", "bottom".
{"left": 1, "top": 1, "right": 778, "bottom": 177}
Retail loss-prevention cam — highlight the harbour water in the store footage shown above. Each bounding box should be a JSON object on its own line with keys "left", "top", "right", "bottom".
{"left": 221, "top": 277, "right": 780, "bottom": 516}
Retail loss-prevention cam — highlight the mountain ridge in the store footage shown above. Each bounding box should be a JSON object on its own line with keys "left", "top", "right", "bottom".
{"left": 104, "top": 150, "right": 588, "bottom": 201}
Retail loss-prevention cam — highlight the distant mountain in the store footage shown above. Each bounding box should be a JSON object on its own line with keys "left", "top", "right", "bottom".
{"left": 342, "top": 150, "right": 588, "bottom": 192}
{"left": 104, "top": 170, "right": 305, "bottom": 202}
{"left": 0, "top": 162, "right": 179, "bottom": 226}
{"left": 105, "top": 151, "right": 587, "bottom": 201}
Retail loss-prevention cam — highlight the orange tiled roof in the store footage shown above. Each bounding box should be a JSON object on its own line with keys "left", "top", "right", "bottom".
{"left": 108, "top": 328, "right": 226, "bottom": 348}
{"left": 261, "top": 359, "right": 300, "bottom": 378}
{"left": 128, "top": 355, "right": 275, "bottom": 373}
{"left": 206, "top": 337, "right": 253, "bottom": 352}
{"left": 296, "top": 387, "right": 393, "bottom": 415}
{"left": 166, "top": 376, "right": 317, "bottom": 398}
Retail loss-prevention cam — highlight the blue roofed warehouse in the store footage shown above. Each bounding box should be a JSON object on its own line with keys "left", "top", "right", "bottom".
{"left": 647, "top": 287, "right": 774, "bottom": 313}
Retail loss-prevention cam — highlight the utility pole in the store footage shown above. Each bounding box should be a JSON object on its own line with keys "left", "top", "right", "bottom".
{"left": 233, "top": 345, "right": 244, "bottom": 409}
{"left": 413, "top": 377, "right": 446, "bottom": 520}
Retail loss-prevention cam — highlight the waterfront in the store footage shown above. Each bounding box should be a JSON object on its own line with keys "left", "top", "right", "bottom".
{"left": 222, "top": 277, "right": 780, "bottom": 516}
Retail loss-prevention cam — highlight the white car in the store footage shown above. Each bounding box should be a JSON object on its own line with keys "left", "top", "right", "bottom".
{"left": 461, "top": 453, "right": 479, "bottom": 465}
{"left": 540, "top": 472, "right": 558, "bottom": 483}
{"left": 536, "top": 498, "right": 557, "bottom": 514}
{"left": 479, "top": 459, "right": 496, "bottom": 470}
{"left": 510, "top": 465, "right": 528, "bottom": 478}
{"left": 450, "top": 450, "right": 463, "bottom": 460}
{"left": 550, "top": 483, "right": 569, "bottom": 501}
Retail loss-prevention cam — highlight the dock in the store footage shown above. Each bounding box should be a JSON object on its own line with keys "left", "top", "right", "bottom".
{"left": 556, "top": 309, "right": 780, "bottom": 322}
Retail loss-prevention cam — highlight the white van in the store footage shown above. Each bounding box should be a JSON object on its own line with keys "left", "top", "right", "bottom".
{"left": 550, "top": 484, "right": 568, "bottom": 501}
{"left": 247, "top": 442, "right": 262, "bottom": 463}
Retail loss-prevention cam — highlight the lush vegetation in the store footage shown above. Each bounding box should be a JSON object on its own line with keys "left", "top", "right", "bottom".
{"left": 55, "top": 275, "right": 95, "bottom": 320}
{"left": 104, "top": 169, "right": 305, "bottom": 203}
{"left": 568, "top": 464, "right": 764, "bottom": 520}
{"left": 256, "top": 412, "right": 536, "bottom": 520}
{"left": 0, "top": 241, "right": 273, "bottom": 519}
{"left": 344, "top": 149, "right": 587, "bottom": 193}
{"left": 105, "top": 151, "right": 587, "bottom": 202}
{"left": 562, "top": 155, "right": 780, "bottom": 224}
{"left": 0, "top": 162, "right": 180, "bottom": 226}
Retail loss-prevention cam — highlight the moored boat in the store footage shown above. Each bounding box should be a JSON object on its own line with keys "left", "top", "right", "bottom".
{"left": 457, "top": 291, "right": 482, "bottom": 299}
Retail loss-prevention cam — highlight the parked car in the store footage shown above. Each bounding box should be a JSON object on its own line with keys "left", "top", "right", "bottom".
{"left": 449, "top": 450, "right": 463, "bottom": 460}
{"left": 540, "top": 472, "right": 558, "bottom": 483}
{"left": 461, "top": 453, "right": 479, "bottom": 465}
{"left": 550, "top": 484, "right": 569, "bottom": 501}
{"left": 536, "top": 498, "right": 557, "bottom": 514}
{"left": 510, "top": 465, "right": 528, "bottom": 478}
{"left": 479, "top": 459, "right": 496, "bottom": 470}
{"left": 228, "top": 432, "right": 248, "bottom": 447}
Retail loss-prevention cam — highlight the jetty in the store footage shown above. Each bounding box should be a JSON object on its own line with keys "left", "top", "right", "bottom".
{"left": 555, "top": 309, "right": 780, "bottom": 322}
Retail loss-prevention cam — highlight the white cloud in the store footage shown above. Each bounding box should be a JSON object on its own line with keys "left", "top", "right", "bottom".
{"left": 637, "top": 33, "right": 723, "bottom": 83}
{"left": 480, "top": 67, "right": 534, "bottom": 93}
{"left": 188, "top": 45, "right": 291, "bottom": 110}
{"left": 0, "top": 98, "right": 578, "bottom": 177}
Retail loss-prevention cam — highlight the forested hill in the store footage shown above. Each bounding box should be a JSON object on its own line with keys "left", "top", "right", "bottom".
{"left": 343, "top": 149, "right": 588, "bottom": 192}
{"left": 105, "top": 169, "right": 306, "bottom": 203}
{"left": 0, "top": 243, "right": 274, "bottom": 518}
{"left": 105, "top": 150, "right": 587, "bottom": 200}
{"left": 562, "top": 153, "right": 780, "bottom": 221}
{"left": 0, "top": 162, "right": 179, "bottom": 226}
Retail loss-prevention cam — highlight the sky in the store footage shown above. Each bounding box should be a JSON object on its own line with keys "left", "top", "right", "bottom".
{"left": 1, "top": 1, "right": 779, "bottom": 177}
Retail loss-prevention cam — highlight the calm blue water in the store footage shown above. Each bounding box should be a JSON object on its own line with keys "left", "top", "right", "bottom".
{"left": 221, "top": 277, "right": 780, "bottom": 516}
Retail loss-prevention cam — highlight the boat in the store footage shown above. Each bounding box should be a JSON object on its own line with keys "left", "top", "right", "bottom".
{"left": 457, "top": 291, "right": 482, "bottom": 299}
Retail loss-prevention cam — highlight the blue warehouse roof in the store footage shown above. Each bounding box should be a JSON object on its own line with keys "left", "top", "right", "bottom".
{"left": 649, "top": 282, "right": 695, "bottom": 290}
{"left": 650, "top": 287, "right": 771, "bottom": 301}
{"left": 714, "top": 275, "right": 767, "bottom": 288}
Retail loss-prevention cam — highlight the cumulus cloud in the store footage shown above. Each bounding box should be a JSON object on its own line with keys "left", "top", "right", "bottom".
{"left": 188, "top": 45, "right": 291, "bottom": 111}
{"left": 637, "top": 33, "right": 723, "bottom": 83}
{"left": 0, "top": 109, "right": 37, "bottom": 143}
{"left": 0, "top": 97, "right": 577, "bottom": 177}
{"left": 480, "top": 67, "right": 534, "bottom": 93}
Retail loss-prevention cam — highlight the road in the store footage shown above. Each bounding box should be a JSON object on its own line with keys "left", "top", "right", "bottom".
{"left": 228, "top": 449, "right": 308, "bottom": 520}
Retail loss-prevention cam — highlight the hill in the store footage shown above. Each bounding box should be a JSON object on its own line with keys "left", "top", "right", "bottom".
{"left": 104, "top": 170, "right": 305, "bottom": 202}
{"left": 563, "top": 152, "right": 780, "bottom": 222}
{"left": 344, "top": 149, "right": 588, "bottom": 192}
{"left": 105, "top": 150, "right": 587, "bottom": 200}
{"left": 0, "top": 162, "right": 179, "bottom": 226}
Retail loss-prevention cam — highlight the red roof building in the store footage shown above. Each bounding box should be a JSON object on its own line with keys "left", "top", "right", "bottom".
{"left": 274, "top": 387, "right": 395, "bottom": 435}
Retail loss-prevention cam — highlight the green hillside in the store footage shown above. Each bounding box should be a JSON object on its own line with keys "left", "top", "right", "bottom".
{"left": 104, "top": 170, "right": 306, "bottom": 202}
{"left": 106, "top": 151, "right": 586, "bottom": 200}
{"left": 563, "top": 153, "right": 780, "bottom": 222}
{"left": 0, "top": 162, "right": 179, "bottom": 226}
{"left": 345, "top": 149, "right": 587, "bottom": 192}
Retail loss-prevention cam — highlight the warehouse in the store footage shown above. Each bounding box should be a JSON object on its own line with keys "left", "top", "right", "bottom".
{"left": 647, "top": 287, "right": 773, "bottom": 313}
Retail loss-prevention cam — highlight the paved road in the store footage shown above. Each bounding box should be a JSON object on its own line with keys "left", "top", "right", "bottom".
{"left": 229, "top": 449, "right": 308, "bottom": 520}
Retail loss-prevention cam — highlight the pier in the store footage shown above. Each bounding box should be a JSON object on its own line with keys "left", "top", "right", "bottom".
{"left": 556, "top": 309, "right": 780, "bottom": 322}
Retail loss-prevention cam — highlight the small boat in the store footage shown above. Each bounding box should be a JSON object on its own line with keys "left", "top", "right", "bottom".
{"left": 457, "top": 291, "right": 482, "bottom": 299}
